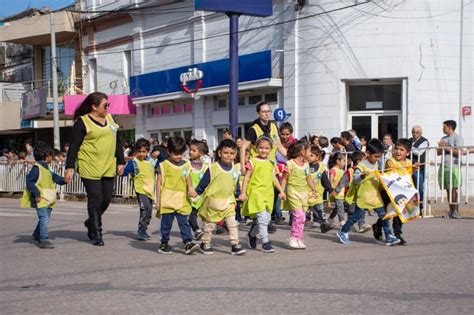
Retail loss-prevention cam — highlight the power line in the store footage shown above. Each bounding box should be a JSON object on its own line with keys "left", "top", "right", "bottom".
{"left": 71, "top": 1, "right": 371, "bottom": 59}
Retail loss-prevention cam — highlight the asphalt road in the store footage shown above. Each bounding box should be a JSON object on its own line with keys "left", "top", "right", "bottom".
{"left": 0, "top": 198, "right": 473, "bottom": 314}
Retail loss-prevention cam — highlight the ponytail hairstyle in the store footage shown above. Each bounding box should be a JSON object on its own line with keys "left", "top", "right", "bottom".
{"left": 287, "top": 140, "right": 310, "bottom": 160}
{"left": 73, "top": 92, "right": 108, "bottom": 120}
{"left": 328, "top": 152, "right": 345, "bottom": 169}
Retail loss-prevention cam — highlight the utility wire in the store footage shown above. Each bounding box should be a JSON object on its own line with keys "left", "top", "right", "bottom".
{"left": 66, "top": 1, "right": 371, "bottom": 59}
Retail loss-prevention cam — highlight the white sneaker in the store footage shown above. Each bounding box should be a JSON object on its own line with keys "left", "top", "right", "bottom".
{"left": 288, "top": 237, "right": 299, "bottom": 249}
{"left": 297, "top": 239, "right": 306, "bottom": 249}
{"left": 358, "top": 224, "right": 372, "bottom": 233}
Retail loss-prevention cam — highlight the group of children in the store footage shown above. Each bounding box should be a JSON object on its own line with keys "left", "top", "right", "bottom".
{"left": 22, "top": 132, "right": 417, "bottom": 253}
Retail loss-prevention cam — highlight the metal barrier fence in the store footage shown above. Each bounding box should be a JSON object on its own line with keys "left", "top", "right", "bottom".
{"left": 0, "top": 162, "right": 135, "bottom": 198}
{"left": 0, "top": 146, "right": 473, "bottom": 213}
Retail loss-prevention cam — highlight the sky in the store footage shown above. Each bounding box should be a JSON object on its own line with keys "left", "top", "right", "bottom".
{"left": 0, "top": 0, "right": 74, "bottom": 19}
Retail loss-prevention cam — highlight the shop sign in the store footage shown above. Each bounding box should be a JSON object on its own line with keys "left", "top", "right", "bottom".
{"left": 180, "top": 68, "right": 203, "bottom": 95}
{"left": 21, "top": 87, "right": 47, "bottom": 119}
{"left": 462, "top": 106, "right": 471, "bottom": 116}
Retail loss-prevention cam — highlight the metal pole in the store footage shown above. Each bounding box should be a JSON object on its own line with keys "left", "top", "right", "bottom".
{"left": 228, "top": 13, "right": 239, "bottom": 139}
{"left": 458, "top": 0, "right": 464, "bottom": 135}
{"left": 50, "top": 12, "right": 60, "bottom": 150}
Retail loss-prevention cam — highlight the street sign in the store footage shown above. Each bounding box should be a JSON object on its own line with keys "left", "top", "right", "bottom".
{"left": 274, "top": 108, "right": 291, "bottom": 122}
{"left": 195, "top": 0, "right": 272, "bottom": 17}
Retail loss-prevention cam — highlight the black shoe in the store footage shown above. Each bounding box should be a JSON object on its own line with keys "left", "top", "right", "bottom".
{"left": 247, "top": 230, "right": 257, "bottom": 249}
{"left": 395, "top": 234, "right": 407, "bottom": 245}
{"left": 214, "top": 225, "right": 226, "bottom": 235}
{"left": 372, "top": 223, "right": 382, "bottom": 240}
{"left": 32, "top": 233, "right": 40, "bottom": 242}
{"left": 275, "top": 217, "right": 286, "bottom": 225}
{"left": 184, "top": 242, "right": 199, "bottom": 255}
{"left": 92, "top": 235, "right": 104, "bottom": 246}
{"left": 320, "top": 222, "right": 333, "bottom": 234}
{"left": 84, "top": 220, "right": 93, "bottom": 241}
{"left": 137, "top": 230, "right": 151, "bottom": 241}
{"left": 194, "top": 230, "right": 204, "bottom": 241}
{"left": 262, "top": 242, "right": 275, "bottom": 253}
{"left": 158, "top": 242, "right": 172, "bottom": 254}
{"left": 39, "top": 240, "right": 54, "bottom": 249}
{"left": 231, "top": 244, "right": 246, "bottom": 256}
{"left": 199, "top": 242, "right": 215, "bottom": 255}
{"left": 268, "top": 222, "right": 277, "bottom": 234}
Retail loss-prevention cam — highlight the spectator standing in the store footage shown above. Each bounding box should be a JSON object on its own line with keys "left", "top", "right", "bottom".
{"left": 437, "top": 120, "right": 464, "bottom": 219}
{"left": 410, "top": 125, "right": 429, "bottom": 213}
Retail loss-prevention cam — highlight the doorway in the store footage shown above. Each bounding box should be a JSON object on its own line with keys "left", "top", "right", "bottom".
{"left": 346, "top": 82, "right": 403, "bottom": 140}
{"left": 350, "top": 112, "right": 401, "bottom": 140}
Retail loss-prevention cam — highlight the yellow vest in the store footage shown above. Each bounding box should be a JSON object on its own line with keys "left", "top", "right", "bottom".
{"left": 77, "top": 114, "right": 118, "bottom": 179}
{"left": 345, "top": 168, "right": 358, "bottom": 205}
{"left": 308, "top": 163, "right": 325, "bottom": 206}
{"left": 159, "top": 160, "right": 192, "bottom": 215}
{"left": 21, "top": 163, "right": 57, "bottom": 209}
{"left": 330, "top": 167, "right": 345, "bottom": 200}
{"left": 356, "top": 161, "right": 384, "bottom": 209}
{"left": 249, "top": 122, "right": 279, "bottom": 161}
{"left": 242, "top": 158, "right": 276, "bottom": 216}
{"left": 198, "top": 162, "right": 239, "bottom": 222}
{"left": 189, "top": 159, "right": 208, "bottom": 208}
{"left": 385, "top": 158, "right": 413, "bottom": 176}
{"left": 133, "top": 158, "right": 156, "bottom": 200}
{"left": 283, "top": 159, "right": 310, "bottom": 211}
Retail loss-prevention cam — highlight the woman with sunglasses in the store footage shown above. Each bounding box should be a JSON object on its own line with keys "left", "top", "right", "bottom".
{"left": 65, "top": 92, "right": 125, "bottom": 246}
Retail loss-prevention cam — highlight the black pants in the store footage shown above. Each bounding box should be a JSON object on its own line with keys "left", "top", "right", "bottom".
{"left": 82, "top": 177, "right": 114, "bottom": 234}
{"left": 137, "top": 193, "right": 153, "bottom": 231}
{"left": 188, "top": 207, "right": 200, "bottom": 232}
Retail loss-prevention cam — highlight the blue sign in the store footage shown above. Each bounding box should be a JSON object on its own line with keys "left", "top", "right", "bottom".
{"left": 195, "top": 0, "right": 272, "bottom": 17}
{"left": 20, "top": 119, "right": 33, "bottom": 129}
{"left": 130, "top": 50, "right": 272, "bottom": 98}
{"left": 274, "top": 108, "right": 291, "bottom": 122}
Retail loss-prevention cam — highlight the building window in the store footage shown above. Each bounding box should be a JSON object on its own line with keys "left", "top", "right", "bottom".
{"left": 123, "top": 51, "right": 131, "bottom": 88}
{"left": 249, "top": 94, "right": 263, "bottom": 105}
{"left": 265, "top": 92, "right": 278, "bottom": 103}
{"left": 150, "top": 129, "right": 193, "bottom": 142}
{"left": 150, "top": 102, "right": 193, "bottom": 117}
{"left": 349, "top": 85, "right": 401, "bottom": 111}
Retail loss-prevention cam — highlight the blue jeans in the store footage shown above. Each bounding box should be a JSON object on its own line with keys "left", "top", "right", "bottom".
{"left": 33, "top": 207, "right": 52, "bottom": 241}
{"left": 160, "top": 212, "right": 193, "bottom": 244}
{"left": 412, "top": 171, "right": 425, "bottom": 210}
{"left": 342, "top": 206, "right": 392, "bottom": 237}
{"left": 272, "top": 190, "right": 282, "bottom": 220}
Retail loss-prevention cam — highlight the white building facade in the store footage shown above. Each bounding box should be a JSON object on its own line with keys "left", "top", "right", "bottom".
{"left": 79, "top": 0, "right": 473, "bottom": 149}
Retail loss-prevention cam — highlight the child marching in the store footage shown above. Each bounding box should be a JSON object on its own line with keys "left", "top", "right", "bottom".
{"left": 191, "top": 139, "right": 246, "bottom": 255}
{"left": 281, "top": 140, "right": 318, "bottom": 249}
{"left": 240, "top": 136, "right": 286, "bottom": 253}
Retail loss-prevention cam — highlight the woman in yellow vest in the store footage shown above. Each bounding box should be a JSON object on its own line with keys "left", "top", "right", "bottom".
{"left": 65, "top": 92, "right": 125, "bottom": 246}
{"left": 239, "top": 137, "right": 286, "bottom": 253}
{"left": 22, "top": 142, "right": 66, "bottom": 249}
{"left": 239, "top": 101, "right": 287, "bottom": 173}
{"left": 190, "top": 139, "right": 246, "bottom": 255}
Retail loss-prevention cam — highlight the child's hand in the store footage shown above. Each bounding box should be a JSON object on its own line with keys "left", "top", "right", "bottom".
{"left": 35, "top": 197, "right": 42, "bottom": 203}
{"left": 330, "top": 191, "right": 337, "bottom": 198}
{"left": 279, "top": 192, "right": 287, "bottom": 201}
{"left": 414, "top": 162, "right": 421, "bottom": 170}
{"left": 239, "top": 193, "right": 248, "bottom": 202}
{"left": 188, "top": 188, "right": 198, "bottom": 198}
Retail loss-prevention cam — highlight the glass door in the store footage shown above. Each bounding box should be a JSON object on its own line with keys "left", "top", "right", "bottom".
{"left": 349, "top": 112, "right": 401, "bottom": 140}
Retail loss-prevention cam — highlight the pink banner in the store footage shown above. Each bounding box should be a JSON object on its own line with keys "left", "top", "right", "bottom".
{"left": 64, "top": 94, "right": 136, "bottom": 116}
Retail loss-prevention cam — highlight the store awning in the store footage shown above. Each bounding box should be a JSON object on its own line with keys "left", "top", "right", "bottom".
{"left": 63, "top": 94, "right": 136, "bottom": 116}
